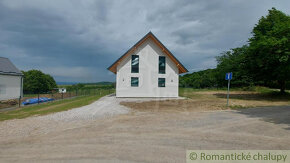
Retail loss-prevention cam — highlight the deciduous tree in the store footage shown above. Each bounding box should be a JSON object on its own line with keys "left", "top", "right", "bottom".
{"left": 247, "top": 8, "right": 290, "bottom": 93}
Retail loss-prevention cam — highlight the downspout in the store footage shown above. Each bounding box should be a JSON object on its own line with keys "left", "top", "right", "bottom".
{"left": 19, "top": 75, "right": 23, "bottom": 107}
{"left": 21, "top": 75, "right": 23, "bottom": 98}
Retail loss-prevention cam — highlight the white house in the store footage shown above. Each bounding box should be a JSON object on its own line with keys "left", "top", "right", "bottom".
{"left": 108, "top": 32, "right": 188, "bottom": 97}
{"left": 0, "top": 57, "right": 23, "bottom": 100}
{"left": 58, "top": 88, "right": 67, "bottom": 93}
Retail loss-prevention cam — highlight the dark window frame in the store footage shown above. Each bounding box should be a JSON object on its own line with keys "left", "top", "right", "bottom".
{"left": 159, "top": 56, "right": 166, "bottom": 74}
{"left": 158, "top": 78, "right": 165, "bottom": 87}
{"left": 131, "top": 55, "right": 139, "bottom": 73}
{"left": 131, "top": 77, "right": 139, "bottom": 87}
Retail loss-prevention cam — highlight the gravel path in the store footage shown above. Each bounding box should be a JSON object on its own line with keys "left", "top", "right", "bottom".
{"left": 43, "top": 95, "right": 130, "bottom": 122}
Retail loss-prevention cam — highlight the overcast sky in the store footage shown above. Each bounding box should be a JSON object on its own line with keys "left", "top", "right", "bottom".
{"left": 0, "top": 0, "right": 289, "bottom": 83}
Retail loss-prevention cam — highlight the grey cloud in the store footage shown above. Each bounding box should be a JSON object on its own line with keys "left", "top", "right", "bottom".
{"left": 0, "top": 0, "right": 289, "bottom": 82}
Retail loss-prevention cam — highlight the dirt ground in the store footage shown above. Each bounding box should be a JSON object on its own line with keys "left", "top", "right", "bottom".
{"left": 121, "top": 90, "right": 290, "bottom": 112}
{"left": 0, "top": 93, "right": 289, "bottom": 163}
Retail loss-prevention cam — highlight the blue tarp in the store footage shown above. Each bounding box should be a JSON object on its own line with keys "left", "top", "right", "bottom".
{"left": 22, "top": 97, "right": 54, "bottom": 105}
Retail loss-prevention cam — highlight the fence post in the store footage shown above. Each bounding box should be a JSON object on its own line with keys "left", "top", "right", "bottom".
{"left": 38, "top": 93, "right": 40, "bottom": 104}
{"left": 18, "top": 96, "right": 21, "bottom": 108}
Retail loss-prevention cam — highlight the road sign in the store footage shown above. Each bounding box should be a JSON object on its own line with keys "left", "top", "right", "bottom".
{"left": 225, "top": 72, "right": 232, "bottom": 80}
{"left": 225, "top": 72, "right": 232, "bottom": 107}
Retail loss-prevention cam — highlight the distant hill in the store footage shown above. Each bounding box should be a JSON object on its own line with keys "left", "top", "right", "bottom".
{"left": 57, "top": 82, "right": 78, "bottom": 85}
{"left": 84, "top": 82, "right": 114, "bottom": 85}
{"left": 57, "top": 81, "right": 114, "bottom": 86}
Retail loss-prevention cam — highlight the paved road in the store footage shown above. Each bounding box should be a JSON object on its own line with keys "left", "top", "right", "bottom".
{"left": 0, "top": 96, "right": 289, "bottom": 163}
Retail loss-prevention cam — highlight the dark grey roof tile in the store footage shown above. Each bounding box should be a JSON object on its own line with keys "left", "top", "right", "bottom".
{"left": 0, "top": 57, "right": 23, "bottom": 76}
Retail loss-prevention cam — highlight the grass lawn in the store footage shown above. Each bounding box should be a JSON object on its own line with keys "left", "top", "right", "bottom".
{"left": 121, "top": 87, "right": 290, "bottom": 112}
{"left": 0, "top": 92, "right": 112, "bottom": 121}
{"left": 180, "top": 87, "right": 290, "bottom": 108}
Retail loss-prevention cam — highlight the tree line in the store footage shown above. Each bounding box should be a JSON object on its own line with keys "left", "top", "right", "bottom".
{"left": 180, "top": 8, "right": 290, "bottom": 93}
{"left": 65, "top": 83, "right": 114, "bottom": 91}
{"left": 22, "top": 70, "right": 114, "bottom": 94}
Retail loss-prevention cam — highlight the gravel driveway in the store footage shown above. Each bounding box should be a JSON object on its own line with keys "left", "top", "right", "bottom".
{"left": 0, "top": 95, "right": 289, "bottom": 163}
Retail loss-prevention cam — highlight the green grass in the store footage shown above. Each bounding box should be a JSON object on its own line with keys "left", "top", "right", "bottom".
{"left": 179, "top": 87, "right": 254, "bottom": 93}
{"left": 180, "top": 86, "right": 287, "bottom": 94}
{"left": 0, "top": 91, "right": 113, "bottom": 121}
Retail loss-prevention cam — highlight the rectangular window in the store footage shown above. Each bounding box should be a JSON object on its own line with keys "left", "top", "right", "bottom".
{"left": 158, "top": 78, "right": 165, "bottom": 87}
{"left": 131, "top": 77, "right": 139, "bottom": 87}
{"left": 159, "top": 56, "right": 166, "bottom": 74}
{"left": 131, "top": 55, "right": 139, "bottom": 73}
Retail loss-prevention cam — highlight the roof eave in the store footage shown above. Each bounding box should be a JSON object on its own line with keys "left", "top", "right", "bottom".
{"left": 0, "top": 72, "right": 23, "bottom": 76}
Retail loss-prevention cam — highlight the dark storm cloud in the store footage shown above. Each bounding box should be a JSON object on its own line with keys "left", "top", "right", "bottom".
{"left": 0, "top": 0, "right": 289, "bottom": 82}
{"left": 0, "top": 0, "right": 116, "bottom": 82}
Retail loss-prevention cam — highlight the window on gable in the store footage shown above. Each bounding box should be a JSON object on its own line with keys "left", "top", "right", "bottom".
{"left": 159, "top": 56, "right": 166, "bottom": 74}
{"left": 131, "top": 55, "right": 139, "bottom": 73}
{"left": 158, "top": 78, "right": 165, "bottom": 87}
{"left": 131, "top": 77, "right": 139, "bottom": 87}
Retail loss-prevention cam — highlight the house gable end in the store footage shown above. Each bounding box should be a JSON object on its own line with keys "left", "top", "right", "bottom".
{"left": 107, "top": 32, "right": 188, "bottom": 74}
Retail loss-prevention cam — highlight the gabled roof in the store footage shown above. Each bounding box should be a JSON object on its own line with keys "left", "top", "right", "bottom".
{"left": 107, "top": 32, "right": 188, "bottom": 74}
{"left": 0, "top": 57, "right": 23, "bottom": 76}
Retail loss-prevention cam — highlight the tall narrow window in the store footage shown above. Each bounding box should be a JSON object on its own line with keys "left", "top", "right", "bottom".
{"left": 159, "top": 56, "right": 165, "bottom": 74}
{"left": 158, "top": 78, "right": 165, "bottom": 87}
{"left": 131, "top": 55, "right": 139, "bottom": 73}
{"left": 131, "top": 77, "right": 139, "bottom": 87}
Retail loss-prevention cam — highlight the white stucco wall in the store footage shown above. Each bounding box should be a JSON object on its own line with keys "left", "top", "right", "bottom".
{"left": 116, "top": 39, "right": 179, "bottom": 97}
{"left": 0, "top": 74, "right": 22, "bottom": 100}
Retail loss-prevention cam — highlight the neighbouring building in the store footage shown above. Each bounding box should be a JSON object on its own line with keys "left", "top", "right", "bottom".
{"left": 0, "top": 57, "right": 23, "bottom": 100}
{"left": 108, "top": 32, "right": 188, "bottom": 97}
{"left": 58, "top": 88, "right": 67, "bottom": 93}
